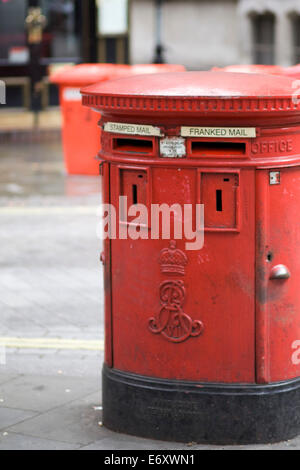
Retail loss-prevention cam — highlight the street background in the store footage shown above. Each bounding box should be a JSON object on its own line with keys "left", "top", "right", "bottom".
{"left": 1, "top": 0, "right": 300, "bottom": 451}
{"left": 0, "top": 111, "right": 299, "bottom": 450}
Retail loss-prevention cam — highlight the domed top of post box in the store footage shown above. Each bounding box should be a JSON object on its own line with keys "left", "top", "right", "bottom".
{"left": 81, "top": 71, "right": 300, "bottom": 123}
{"left": 50, "top": 63, "right": 131, "bottom": 87}
{"left": 130, "top": 64, "right": 186, "bottom": 74}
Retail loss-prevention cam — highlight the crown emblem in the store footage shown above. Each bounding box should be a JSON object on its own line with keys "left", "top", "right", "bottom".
{"left": 159, "top": 240, "right": 188, "bottom": 275}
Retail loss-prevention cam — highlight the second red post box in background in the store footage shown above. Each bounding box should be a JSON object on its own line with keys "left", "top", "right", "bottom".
{"left": 51, "top": 63, "right": 186, "bottom": 175}
{"left": 50, "top": 64, "right": 130, "bottom": 175}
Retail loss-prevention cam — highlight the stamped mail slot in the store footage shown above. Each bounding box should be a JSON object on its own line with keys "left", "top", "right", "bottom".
{"left": 113, "top": 137, "right": 154, "bottom": 155}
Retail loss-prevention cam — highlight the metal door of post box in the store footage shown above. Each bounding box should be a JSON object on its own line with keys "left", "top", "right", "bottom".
{"left": 109, "top": 161, "right": 256, "bottom": 383}
{"left": 256, "top": 167, "right": 300, "bottom": 384}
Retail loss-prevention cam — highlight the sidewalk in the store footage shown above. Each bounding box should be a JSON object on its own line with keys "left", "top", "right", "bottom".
{"left": 0, "top": 108, "right": 61, "bottom": 144}
{"left": 0, "top": 135, "right": 300, "bottom": 450}
{"left": 0, "top": 107, "right": 62, "bottom": 131}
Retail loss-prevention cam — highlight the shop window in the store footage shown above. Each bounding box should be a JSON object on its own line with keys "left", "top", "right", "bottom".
{"left": 41, "top": 0, "right": 82, "bottom": 60}
{"left": 0, "top": 0, "right": 27, "bottom": 62}
{"left": 251, "top": 13, "right": 275, "bottom": 65}
{"left": 292, "top": 15, "right": 300, "bottom": 64}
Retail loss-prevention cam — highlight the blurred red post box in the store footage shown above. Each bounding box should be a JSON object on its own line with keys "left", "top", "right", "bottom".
{"left": 51, "top": 63, "right": 185, "bottom": 175}
{"left": 50, "top": 64, "right": 130, "bottom": 175}
{"left": 212, "top": 64, "right": 284, "bottom": 75}
{"left": 82, "top": 71, "right": 300, "bottom": 444}
{"left": 130, "top": 63, "right": 186, "bottom": 74}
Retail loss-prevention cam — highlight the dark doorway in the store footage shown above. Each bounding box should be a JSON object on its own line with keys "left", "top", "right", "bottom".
{"left": 251, "top": 12, "right": 276, "bottom": 65}
{"left": 0, "top": 0, "right": 96, "bottom": 108}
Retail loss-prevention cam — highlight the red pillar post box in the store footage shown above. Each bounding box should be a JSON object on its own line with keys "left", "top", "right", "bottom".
{"left": 82, "top": 71, "right": 300, "bottom": 444}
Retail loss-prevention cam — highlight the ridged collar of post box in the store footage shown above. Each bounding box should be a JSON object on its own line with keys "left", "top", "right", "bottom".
{"left": 50, "top": 64, "right": 131, "bottom": 87}
{"left": 81, "top": 71, "right": 300, "bottom": 167}
{"left": 81, "top": 71, "right": 300, "bottom": 121}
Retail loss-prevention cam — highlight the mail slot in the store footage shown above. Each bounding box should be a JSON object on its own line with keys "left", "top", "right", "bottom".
{"left": 82, "top": 71, "right": 300, "bottom": 444}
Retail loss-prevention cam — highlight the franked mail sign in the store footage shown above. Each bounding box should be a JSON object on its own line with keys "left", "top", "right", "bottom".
{"left": 104, "top": 122, "right": 162, "bottom": 137}
{"left": 181, "top": 127, "right": 256, "bottom": 138}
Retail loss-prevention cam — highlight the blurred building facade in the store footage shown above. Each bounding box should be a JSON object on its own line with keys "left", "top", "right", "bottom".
{"left": 131, "top": 0, "right": 300, "bottom": 69}
{"left": 1, "top": 0, "right": 300, "bottom": 108}
{"left": 238, "top": 0, "right": 300, "bottom": 67}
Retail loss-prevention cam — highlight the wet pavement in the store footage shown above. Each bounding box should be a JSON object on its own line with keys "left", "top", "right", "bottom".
{"left": 0, "top": 141, "right": 100, "bottom": 202}
{"left": 0, "top": 135, "right": 300, "bottom": 450}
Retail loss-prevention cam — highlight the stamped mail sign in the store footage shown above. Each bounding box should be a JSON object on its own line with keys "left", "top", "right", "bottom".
{"left": 104, "top": 122, "right": 162, "bottom": 137}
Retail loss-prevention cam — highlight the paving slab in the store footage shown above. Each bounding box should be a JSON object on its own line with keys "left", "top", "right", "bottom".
{"left": 0, "top": 373, "right": 19, "bottom": 385}
{"left": 0, "top": 108, "right": 62, "bottom": 131}
{"left": 79, "top": 428, "right": 300, "bottom": 451}
{"left": 0, "top": 432, "right": 80, "bottom": 450}
{"left": 0, "top": 407, "right": 37, "bottom": 430}
{"left": 80, "top": 431, "right": 198, "bottom": 451}
{"left": 1, "top": 349, "right": 103, "bottom": 379}
{"left": 8, "top": 392, "right": 103, "bottom": 446}
{"left": 0, "top": 374, "right": 99, "bottom": 412}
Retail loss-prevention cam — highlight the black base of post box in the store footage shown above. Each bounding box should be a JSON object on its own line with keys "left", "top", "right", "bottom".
{"left": 102, "top": 365, "right": 300, "bottom": 445}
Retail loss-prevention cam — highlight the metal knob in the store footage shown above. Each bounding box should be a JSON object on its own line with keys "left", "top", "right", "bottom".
{"left": 269, "top": 264, "right": 291, "bottom": 280}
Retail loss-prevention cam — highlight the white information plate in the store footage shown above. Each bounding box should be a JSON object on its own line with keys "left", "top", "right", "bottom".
{"left": 160, "top": 137, "right": 186, "bottom": 158}
{"left": 104, "top": 122, "right": 162, "bottom": 137}
{"left": 181, "top": 127, "right": 256, "bottom": 138}
{"left": 97, "top": 0, "right": 128, "bottom": 35}
{"left": 63, "top": 88, "right": 81, "bottom": 102}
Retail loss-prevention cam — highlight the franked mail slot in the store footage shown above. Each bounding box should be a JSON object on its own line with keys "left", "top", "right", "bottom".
{"left": 190, "top": 141, "right": 246, "bottom": 157}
